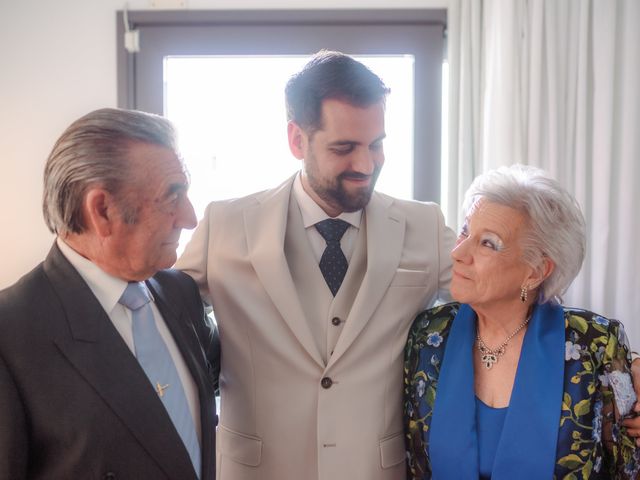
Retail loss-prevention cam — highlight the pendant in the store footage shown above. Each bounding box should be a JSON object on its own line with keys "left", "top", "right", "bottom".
{"left": 481, "top": 353, "right": 498, "bottom": 369}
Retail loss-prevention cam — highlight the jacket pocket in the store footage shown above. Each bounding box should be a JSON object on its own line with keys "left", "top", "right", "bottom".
{"left": 389, "top": 268, "right": 429, "bottom": 287}
{"left": 379, "top": 431, "right": 406, "bottom": 468}
{"left": 218, "top": 425, "right": 263, "bottom": 467}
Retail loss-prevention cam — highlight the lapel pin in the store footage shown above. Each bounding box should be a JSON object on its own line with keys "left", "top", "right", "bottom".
{"left": 155, "top": 382, "right": 170, "bottom": 397}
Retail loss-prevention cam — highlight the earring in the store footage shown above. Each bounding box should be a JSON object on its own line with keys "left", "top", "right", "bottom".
{"left": 520, "top": 286, "right": 528, "bottom": 303}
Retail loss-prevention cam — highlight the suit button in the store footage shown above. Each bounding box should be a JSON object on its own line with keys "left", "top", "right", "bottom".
{"left": 321, "top": 377, "right": 333, "bottom": 389}
{"left": 103, "top": 473, "right": 116, "bottom": 480}
{"left": 331, "top": 317, "right": 341, "bottom": 326}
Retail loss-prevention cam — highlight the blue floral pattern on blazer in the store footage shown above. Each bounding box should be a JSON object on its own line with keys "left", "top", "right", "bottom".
{"left": 404, "top": 303, "right": 640, "bottom": 479}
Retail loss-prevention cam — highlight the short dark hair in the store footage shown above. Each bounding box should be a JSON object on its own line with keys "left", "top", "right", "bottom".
{"left": 43, "top": 108, "right": 177, "bottom": 235}
{"left": 285, "top": 50, "right": 390, "bottom": 134}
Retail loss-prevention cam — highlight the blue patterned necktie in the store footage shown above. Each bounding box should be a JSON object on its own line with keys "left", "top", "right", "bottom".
{"left": 315, "top": 219, "right": 350, "bottom": 296}
{"left": 119, "top": 282, "right": 201, "bottom": 478}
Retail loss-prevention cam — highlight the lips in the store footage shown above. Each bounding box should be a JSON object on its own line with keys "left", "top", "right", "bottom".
{"left": 340, "top": 172, "right": 371, "bottom": 181}
{"left": 341, "top": 175, "right": 372, "bottom": 189}
{"left": 345, "top": 177, "right": 371, "bottom": 185}
{"left": 452, "top": 269, "right": 471, "bottom": 280}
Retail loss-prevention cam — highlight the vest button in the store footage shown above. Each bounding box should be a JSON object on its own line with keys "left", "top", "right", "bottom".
{"left": 331, "top": 317, "right": 341, "bottom": 326}
{"left": 321, "top": 377, "right": 333, "bottom": 389}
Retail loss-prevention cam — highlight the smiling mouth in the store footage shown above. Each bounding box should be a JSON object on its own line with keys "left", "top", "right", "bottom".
{"left": 453, "top": 270, "right": 470, "bottom": 280}
{"left": 341, "top": 175, "right": 371, "bottom": 186}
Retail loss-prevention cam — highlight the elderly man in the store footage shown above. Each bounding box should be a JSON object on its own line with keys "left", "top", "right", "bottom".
{"left": 0, "top": 108, "right": 219, "bottom": 480}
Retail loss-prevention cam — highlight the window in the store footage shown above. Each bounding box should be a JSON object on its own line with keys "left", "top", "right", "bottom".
{"left": 167, "top": 56, "right": 412, "bottom": 197}
{"left": 117, "top": 10, "right": 446, "bottom": 210}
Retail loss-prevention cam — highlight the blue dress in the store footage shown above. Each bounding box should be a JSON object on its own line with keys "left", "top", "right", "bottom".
{"left": 475, "top": 397, "right": 508, "bottom": 479}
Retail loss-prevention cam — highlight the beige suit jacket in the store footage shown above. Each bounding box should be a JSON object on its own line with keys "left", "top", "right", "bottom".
{"left": 176, "top": 175, "right": 454, "bottom": 480}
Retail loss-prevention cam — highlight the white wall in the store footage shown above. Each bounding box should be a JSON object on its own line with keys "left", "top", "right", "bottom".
{"left": 0, "top": 0, "right": 447, "bottom": 289}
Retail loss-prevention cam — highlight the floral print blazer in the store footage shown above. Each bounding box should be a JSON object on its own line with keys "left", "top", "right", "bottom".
{"left": 404, "top": 302, "right": 640, "bottom": 479}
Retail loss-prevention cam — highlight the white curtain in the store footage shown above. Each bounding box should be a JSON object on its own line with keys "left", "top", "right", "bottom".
{"left": 446, "top": 0, "right": 640, "bottom": 345}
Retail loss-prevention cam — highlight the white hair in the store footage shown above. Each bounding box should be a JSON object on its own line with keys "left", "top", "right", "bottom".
{"left": 462, "top": 164, "right": 586, "bottom": 304}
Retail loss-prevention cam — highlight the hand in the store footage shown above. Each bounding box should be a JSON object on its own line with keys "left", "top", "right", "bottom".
{"left": 622, "top": 357, "right": 640, "bottom": 446}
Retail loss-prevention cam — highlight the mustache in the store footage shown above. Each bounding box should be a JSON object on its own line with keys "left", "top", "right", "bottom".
{"left": 338, "top": 171, "right": 372, "bottom": 181}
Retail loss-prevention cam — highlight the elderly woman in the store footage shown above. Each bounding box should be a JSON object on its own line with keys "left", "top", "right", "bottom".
{"left": 404, "top": 165, "right": 639, "bottom": 479}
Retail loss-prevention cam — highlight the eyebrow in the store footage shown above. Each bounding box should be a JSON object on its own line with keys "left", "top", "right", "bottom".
{"left": 462, "top": 220, "right": 506, "bottom": 239}
{"left": 327, "top": 134, "right": 386, "bottom": 147}
{"left": 479, "top": 227, "right": 509, "bottom": 242}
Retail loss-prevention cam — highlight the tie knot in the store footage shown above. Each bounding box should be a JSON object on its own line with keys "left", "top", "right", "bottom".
{"left": 119, "top": 282, "right": 151, "bottom": 311}
{"left": 315, "top": 219, "right": 350, "bottom": 244}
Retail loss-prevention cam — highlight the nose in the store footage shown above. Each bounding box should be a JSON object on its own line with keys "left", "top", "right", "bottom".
{"left": 176, "top": 195, "right": 198, "bottom": 230}
{"left": 352, "top": 147, "right": 382, "bottom": 175}
{"left": 451, "top": 237, "right": 471, "bottom": 264}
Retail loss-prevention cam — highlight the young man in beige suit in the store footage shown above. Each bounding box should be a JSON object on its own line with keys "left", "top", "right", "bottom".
{"left": 176, "top": 51, "right": 455, "bottom": 480}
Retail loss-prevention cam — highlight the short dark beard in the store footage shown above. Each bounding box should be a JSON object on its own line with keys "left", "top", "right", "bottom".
{"left": 309, "top": 166, "right": 381, "bottom": 213}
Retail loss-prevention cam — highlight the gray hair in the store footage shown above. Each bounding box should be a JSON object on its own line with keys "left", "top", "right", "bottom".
{"left": 43, "top": 108, "right": 177, "bottom": 234}
{"left": 462, "top": 164, "right": 586, "bottom": 304}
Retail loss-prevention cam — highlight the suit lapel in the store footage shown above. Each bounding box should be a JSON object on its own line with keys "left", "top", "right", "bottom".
{"left": 428, "top": 304, "right": 479, "bottom": 478}
{"left": 147, "top": 277, "right": 217, "bottom": 480}
{"left": 491, "top": 302, "right": 565, "bottom": 479}
{"left": 244, "top": 175, "right": 324, "bottom": 367}
{"left": 329, "top": 193, "right": 405, "bottom": 365}
{"left": 43, "top": 245, "right": 197, "bottom": 480}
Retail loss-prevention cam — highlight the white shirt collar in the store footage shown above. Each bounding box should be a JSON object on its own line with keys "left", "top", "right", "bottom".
{"left": 56, "top": 237, "right": 132, "bottom": 315}
{"left": 292, "top": 172, "right": 362, "bottom": 229}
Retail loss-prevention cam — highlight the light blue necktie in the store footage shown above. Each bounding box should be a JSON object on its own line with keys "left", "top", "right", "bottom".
{"left": 119, "top": 281, "right": 201, "bottom": 478}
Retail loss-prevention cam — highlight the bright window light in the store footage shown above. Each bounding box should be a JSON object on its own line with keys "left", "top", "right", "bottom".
{"left": 164, "top": 55, "right": 415, "bottom": 251}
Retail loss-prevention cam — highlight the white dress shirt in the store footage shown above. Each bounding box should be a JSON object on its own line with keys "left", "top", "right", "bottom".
{"left": 56, "top": 238, "right": 202, "bottom": 442}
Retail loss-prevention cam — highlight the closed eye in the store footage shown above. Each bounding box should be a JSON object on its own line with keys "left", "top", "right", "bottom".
{"left": 330, "top": 144, "right": 356, "bottom": 155}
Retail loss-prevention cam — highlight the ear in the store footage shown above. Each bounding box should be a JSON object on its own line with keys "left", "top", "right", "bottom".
{"left": 287, "top": 121, "right": 306, "bottom": 160}
{"left": 83, "top": 188, "right": 118, "bottom": 238}
{"left": 525, "top": 256, "right": 555, "bottom": 290}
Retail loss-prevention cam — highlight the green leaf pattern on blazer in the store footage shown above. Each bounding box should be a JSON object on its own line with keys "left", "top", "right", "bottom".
{"left": 403, "top": 303, "right": 640, "bottom": 479}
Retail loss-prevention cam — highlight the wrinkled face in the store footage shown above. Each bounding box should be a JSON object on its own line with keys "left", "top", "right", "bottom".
{"left": 297, "top": 99, "right": 385, "bottom": 216}
{"left": 107, "top": 142, "right": 197, "bottom": 281}
{"left": 450, "top": 199, "right": 534, "bottom": 310}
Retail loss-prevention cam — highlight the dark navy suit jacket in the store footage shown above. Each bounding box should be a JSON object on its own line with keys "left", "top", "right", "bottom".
{"left": 0, "top": 243, "right": 219, "bottom": 480}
